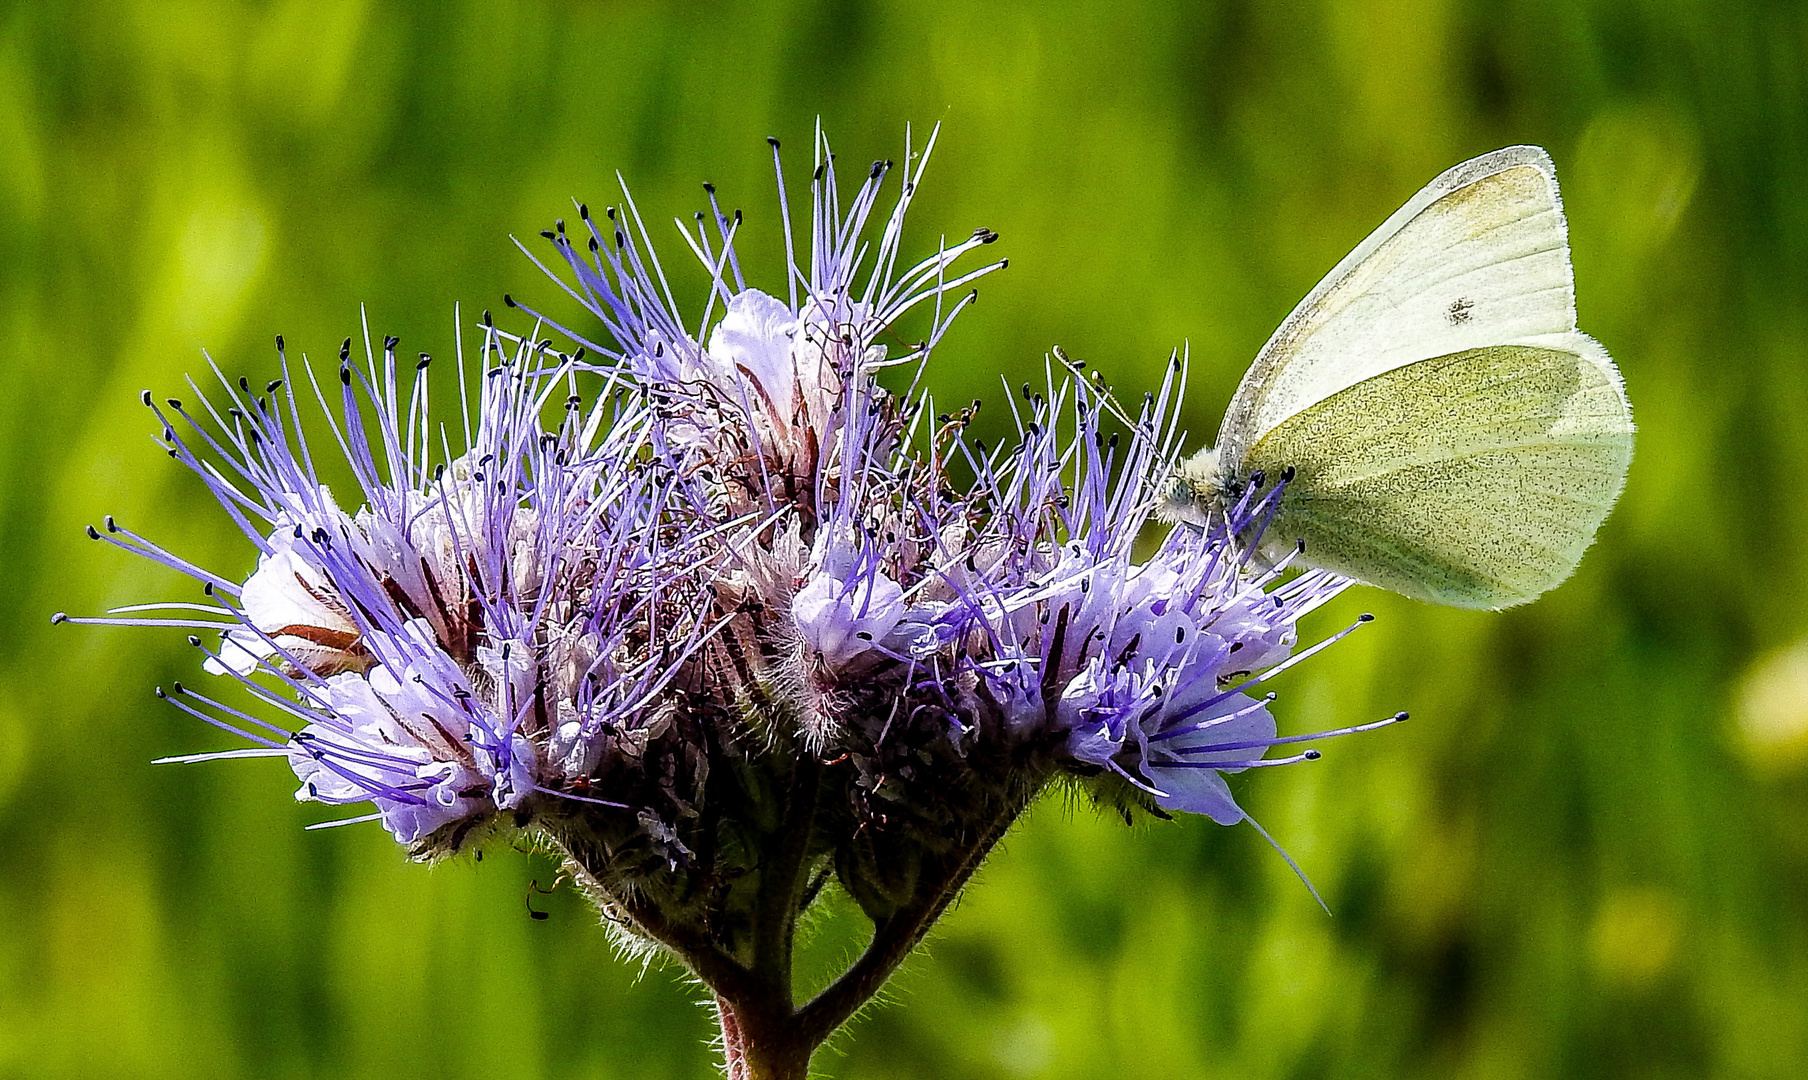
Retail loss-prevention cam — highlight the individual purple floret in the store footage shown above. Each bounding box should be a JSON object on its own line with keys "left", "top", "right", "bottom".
{"left": 68, "top": 125, "right": 1403, "bottom": 1079}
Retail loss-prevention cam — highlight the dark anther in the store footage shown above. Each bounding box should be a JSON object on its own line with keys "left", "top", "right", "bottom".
{"left": 813, "top": 163, "right": 825, "bottom": 182}
{"left": 503, "top": 294, "right": 516, "bottom": 308}
{"left": 733, "top": 209, "right": 742, "bottom": 224}
{"left": 50, "top": 612, "right": 67, "bottom": 625}
{"left": 1280, "top": 465, "right": 1297, "bottom": 482}
{"left": 383, "top": 335, "right": 398, "bottom": 351}
{"left": 767, "top": 136, "right": 780, "bottom": 148}
{"left": 527, "top": 879, "right": 554, "bottom": 921}
{"left": 702, "top": 181, "right": 715, "bottom": 194}
{"left": 104, "top": 515, "right": 118, "bottom": 532}
{"left": 1175, "top": 626, "right": 1186, "bottom": 643}
{"left": 482, "top": 310, "right": 493, "bottom": 326}
{"left": 1358, "top": 613, "right": 1375, "bottom": 622}
{"left": 555, "top": 218, "right": 566, "bottom": 234}
{"left": 587, "top": 236, "right": 599, "bottom": 253}
{"left": 1296, "top": 538, "right": 1307, "bottom": 553}
{"left": 573, "top": 347, "right": 586, "bottom": 361}
{"left": 605, "top": 206, "right": 616, "bottom": 220}
{"left": 1304, "top": 750, "right": 1322, "bottom": 760}
{"left": 540, "top": 229, "right": 556, "bottom": 241}
{"left": 417, "top": 354, "right": 431, "bottom": 370}
{"left": 165, "top": 397, "right": 182, "bottom": 410}
{"left": 239, "top": 376, "right": 251, "bottom": 392}
{"left": 339, "top": 366, "right": 352, "bottom": 386}
{"left": 855, "top": 631, "right": 873, "bottom": 641}
{"left": 869, "top": 160, "right": 884, "bottom": 179}
{"left": 1250, "top": 470, "right": 1266, "bottom": 489}
{"left": 578, "top": 203, "right": 590, "bottom": 219}
{"left": 85, "top": 525, "right": 100, "bottom": 540}
{"left": 339, "top": 338, "right": 352, "bottom": 361}
{"left": 203, "top": 582, "right": 214, "bottom": 595}
{"left": 186, "top": 635, "right": 201, "bottom": 646}
{"left": 266, "top": 379, "right": 283, "bottom": 394}
{"left": 140, "top": 389, "right": 153, "bottom": 406}
{"left": 154, "top": 686, "right": 166, "bottom": 698}
{"left": 275, "top": 334, "right": 285, "bottom": 351}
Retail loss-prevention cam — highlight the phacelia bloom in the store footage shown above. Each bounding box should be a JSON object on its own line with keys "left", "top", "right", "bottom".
{"left": 69, "top": 126, "right": 1402, "bottom": 1072}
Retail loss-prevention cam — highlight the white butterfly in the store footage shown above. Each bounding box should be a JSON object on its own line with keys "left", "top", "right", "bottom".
{"left": 1166, "top": 146, "right": 1633, "bottom": 609}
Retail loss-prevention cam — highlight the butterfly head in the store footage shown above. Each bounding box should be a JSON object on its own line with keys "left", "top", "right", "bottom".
{"left": 1158, "top": 445, "right": 1231, "bottom": 525}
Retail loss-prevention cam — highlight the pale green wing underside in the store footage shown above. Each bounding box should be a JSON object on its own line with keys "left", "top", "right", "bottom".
{"left": 1244, "top": 339, "right": 1633, "bottom": 609}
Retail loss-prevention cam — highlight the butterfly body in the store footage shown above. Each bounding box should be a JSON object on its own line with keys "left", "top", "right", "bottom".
{"left": 1166, "top": 147, "right": 1634, "bottom": 609}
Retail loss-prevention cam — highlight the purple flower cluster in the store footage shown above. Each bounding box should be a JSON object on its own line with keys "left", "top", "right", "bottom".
{"left": 69, "top": 129, "right": 1396, "bottom": 919}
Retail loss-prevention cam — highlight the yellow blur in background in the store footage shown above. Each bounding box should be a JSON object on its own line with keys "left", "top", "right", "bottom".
{"left": 4, "top": 1, "right": 1808, "bottom": 1077}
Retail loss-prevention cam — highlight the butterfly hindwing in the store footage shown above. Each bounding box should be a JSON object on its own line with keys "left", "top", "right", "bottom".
{"left": 1242, "top": 337, "right": 1632, "bottom": 608}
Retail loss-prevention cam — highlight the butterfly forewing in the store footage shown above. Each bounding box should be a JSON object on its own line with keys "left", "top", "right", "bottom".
{"left": 1218, "top": 147, "right": 1578, "bottom": 467}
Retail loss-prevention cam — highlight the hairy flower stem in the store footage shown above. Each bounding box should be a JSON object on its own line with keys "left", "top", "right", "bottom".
{"left": 715, "top": 994, "right": 812, "bottom": 1080}
{"left": 558, "top": 755, "right": 1044, "bottom": 1080}
{"left": 742, "top": 788, "right": 1038, "bottom": 1079}
{"left": 799, "top": 789, "right": 1039, "bottom": 1038}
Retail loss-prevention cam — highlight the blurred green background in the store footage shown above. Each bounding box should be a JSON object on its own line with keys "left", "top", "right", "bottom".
{"left": 5, "top": 0, "right": 1807, "bottom": 1076}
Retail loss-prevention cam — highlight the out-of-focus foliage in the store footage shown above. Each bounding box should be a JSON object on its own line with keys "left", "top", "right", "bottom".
{"left": 3, "top": 1, "right": 1805, "bottom": 1077}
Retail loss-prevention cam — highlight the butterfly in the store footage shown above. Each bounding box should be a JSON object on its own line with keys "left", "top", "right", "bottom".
{"left": 1165, "top": 146, "right": 1633, "bottom": 609}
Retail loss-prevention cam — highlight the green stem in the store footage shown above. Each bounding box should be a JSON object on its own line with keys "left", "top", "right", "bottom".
{"left": 793, "top": 788, "right": 1034, "bottom": 1045}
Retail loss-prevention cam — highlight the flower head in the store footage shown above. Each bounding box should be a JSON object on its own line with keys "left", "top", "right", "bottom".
{"left": 68, "top": 128, "right": 1400, "bottom": 984}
